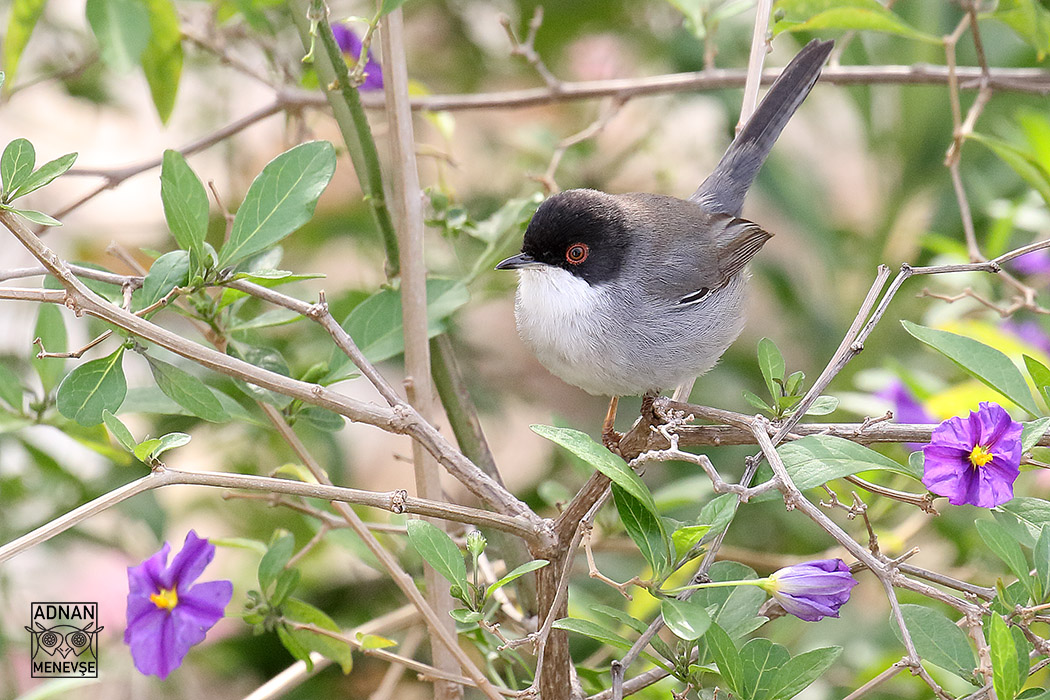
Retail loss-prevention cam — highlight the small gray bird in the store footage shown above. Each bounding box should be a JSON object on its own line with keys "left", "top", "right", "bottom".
{"left": 497, "top": 40, "right": 833, "bottom": 439}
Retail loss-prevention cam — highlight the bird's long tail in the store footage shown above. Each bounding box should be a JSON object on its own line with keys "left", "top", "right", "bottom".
{"left": 690, "top": 38, "right": 834, "bottom": 217}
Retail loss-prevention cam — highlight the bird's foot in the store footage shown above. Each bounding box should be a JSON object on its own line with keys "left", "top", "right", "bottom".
{"left": 602, "top": 396, "right": 623, "bottom": 454}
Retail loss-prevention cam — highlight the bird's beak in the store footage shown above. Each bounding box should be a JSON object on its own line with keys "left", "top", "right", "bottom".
{"left": 495, "top": 253, "right": 537, "bottom": 270}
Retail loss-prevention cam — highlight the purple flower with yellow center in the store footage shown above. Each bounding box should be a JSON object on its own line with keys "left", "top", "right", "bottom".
{"left": 921, "top": 401, "right": 1022, "bottom": 508}
{"left": 331, "top": 23, "right": 383, "bottom": 91}
{"left": 125, "top": 531, "right": 233, "bottom": 679}
{"left": 759, "top": 559, "right": 858, "bottom": 622}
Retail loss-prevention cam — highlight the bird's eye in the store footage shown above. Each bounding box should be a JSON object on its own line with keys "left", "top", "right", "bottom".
{"left": 565, "top": 243, "right": 589, "bottom": 265}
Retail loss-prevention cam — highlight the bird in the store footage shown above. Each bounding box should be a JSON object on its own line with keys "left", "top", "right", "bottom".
{"left": 496, "top": 39, "right": 834, "bottom": 447}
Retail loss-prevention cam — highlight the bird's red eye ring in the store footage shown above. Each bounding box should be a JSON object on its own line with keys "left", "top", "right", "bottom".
{"left": 565, "top": 243, "right": 589, "bottom": 265}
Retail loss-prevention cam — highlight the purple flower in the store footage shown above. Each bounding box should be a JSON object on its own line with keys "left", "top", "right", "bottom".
{"left": 1011, "top": 248, "right": 1050, "bottom": 276}
{"left": 876, "top": 378, "right": 935, "bottom": 450}
{"left": 331, "top": 24, "right": 383, "bottom": 90}
{"left": 876, "top": 378, "right": 935, "bottom": 425}
{"left": 1002, "top": 319, "right": 1050, "bottom": 357}
{"left": 921, "top": 401, "right": 1022, "bottom": 508}
{"left": 125, "top": 531, "right": 233, "bottom": 679}
{"left": 761, "top": 559, "right": 858, "bottom": 622}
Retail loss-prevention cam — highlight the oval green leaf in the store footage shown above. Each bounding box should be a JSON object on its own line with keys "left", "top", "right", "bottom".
{"left": 406, "top": 519, "right": 468, "bottom": 589}
{"left": 146, "top": 356, "right": 229, "bottom": 423}
{"left": 902, "top": 320, "right": 1039, "bottom": 416}
{"left": 660, "top": 597, "right": 712, "bottom": 640}
{"left": 530, "top": 424, "right": 659, "bottom": 516}
{"left": 891, "top": 604, "right": 976, "bottom": 681}
{"left": 160, "top": 150, "right": 208, "bottom": 255}
{"left": 219, "top": 141, "right": 337, "bottom": 266}
{"left": 56, "top": 349, "right": 127, "bottom": 426}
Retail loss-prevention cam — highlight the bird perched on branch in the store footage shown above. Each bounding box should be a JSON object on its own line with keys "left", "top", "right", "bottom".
{"left": 497, "top": 39, "right": 834, "bottom": 448}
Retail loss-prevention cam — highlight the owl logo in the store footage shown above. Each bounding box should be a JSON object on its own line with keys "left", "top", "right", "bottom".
{"left": 25, "top": 620, "right": 104, "bottom": 661}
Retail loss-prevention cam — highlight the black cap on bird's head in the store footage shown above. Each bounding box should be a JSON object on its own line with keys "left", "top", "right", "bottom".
{"left": 495, "top": 189, "right": 631, "bottom": 286}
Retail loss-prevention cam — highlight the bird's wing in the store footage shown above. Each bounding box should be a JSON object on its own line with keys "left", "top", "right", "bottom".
{"left": 631, "top": 196, "right": 772, "bottom": 304}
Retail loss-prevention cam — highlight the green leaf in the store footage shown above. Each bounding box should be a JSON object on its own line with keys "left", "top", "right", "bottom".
{"left": 379, "top": 0, "right": 409, "bottom": 15}
{"left": 612, "top": 483, "right": 670, "bottom": 577}
{"left": 1024, "top": 354, "right": 1050, "bottom": 395}
{"left": 2, "top": 139, "right": 35, "bottom": 196}
{"left": 282, "top": 598, "right": 353, "bottom": 673}
{"left": 531, "top": 424, "right": 659, "bottom": 516}
{"left": 3, "top": 0, "right": 47, "bottom": 89}
{"left": 742, "top": 389, "right": 773, "bottom": 413}
{"left": 148, "top": 431, "right": 190, "bottom": 458}
{"left": 768, "top": 646, "right": 842, "bottom": 700}
{"left": 485, "top": 559, "right": 549, "bottom": 599}
{"left": 271, "top": 568, "right": 300, "bottom": 607}
{"left": 276, "top": 624, "right": 312, "bottom": 668}
{"left": 1035, "top": 526, "right": 1050, "bottom": 603}
{"left": 902, "top": 320, "right": 1039, "bottom": 416}
{"left": 661, "top": 598, "right": 712, "bottom": 640}
{"left": 705, "top": 622, "right": 744, "bottom": 695}
{"left": 450, "top": 609, "right": 484, "bottom": 624}
{"left": 891, "top": 604, "right": 976, "bottom": 681}
{"left": 987, "top": 0, "right": 1050, "bottom": 60}
{"left": 228, "top": 308, "right": 303, "bottom": 333}
{"left": 406, "top": 519, "right": 468, "bottom": 589}
{"left": 132, "top": 438, "right": 161, "bottom": 462}
{"left": 696, "top": 562, "right": 767, "bottom": 640}
{"left": 219, "top": 141, "right": 337, "bottom": 266}
{"left": 11, "top": 153, "right": 77, "bottom": 200}
{"left": 698, "top": 492, "right": 738, "bottom": 538}
{"left": 6, "top": 207, "right": 61, "bottom": 226}
{"left": 85, "top": 0, "right": 152, "bottom": 72}
{"left": 772, "top": 0, "right": 940, "bottom": 43}
{"left": 145, "top": 356, "right": 229, "bottom": 423}
{"left": 56, "top": 349, "right": 127, "bottom": 426}
{"left": 121, "top": 385, "right": 258, "bottom": 424}
{"left": 996, "top": 498, "right": 1050, "bottom": 547}
{"left": 774, "top": 434, "right": 918, "bottom": 495}
{"left": 32, "top": 303, "right": 67, "bottom": 393}
{"left": 160, "top": 151, "right": 208, "bottom": 256}
{"left": 357, "top": 633, "right": 397, "bottom": 650}
{"left": 804, "top": 395, "right": 839, "bottom": 416}
{"left": 141, "top": 250, "right": 189, "bottom": 309}
{"left": 990, "top": 614, "right": 1021, "bottom": 700}
{"left": 972, "top": 132, "right": 1050, "bottom": 209}
{"left": 551, "top": 617, "right": 633, "bottom": 651}
{"left": 259, "top": 532, "right": 295, "bottom": 592}
{"left": 739, "top": 638, "right": 790, "bottom": 700}
{"left": 1022, "top": 417, "right": 1050, "bottom": 453}
{"left": 671, "top": 524, "right": 712, "bottom": 558}
{"left": 758, "top": 337, "right": 785, "bottom": 400}
{"left": 977, "top": 519, "right": 1037, "bottom": 601}
{"left": 102, "top": 409, "right": 136, "bottom": 451}
{"left": 327, "top": 279, "right": 469, "bottom": 376}
{"left": 0, "top": 362, "right": 24, "bottom": 412}
{"left": 141, "top": 0, "right": 182, "bottom": 123}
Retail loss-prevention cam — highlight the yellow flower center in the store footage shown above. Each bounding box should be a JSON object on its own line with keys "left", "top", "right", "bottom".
{"left": 969, "top": 444, "right": 993, "bottom": 468}
{"left": 150, "top": 587, "right": 179, "bottom": 610}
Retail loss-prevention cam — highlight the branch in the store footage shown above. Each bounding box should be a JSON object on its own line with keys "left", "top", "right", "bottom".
{"left": 0, "top": 464, "right": 539, "bottom": 564}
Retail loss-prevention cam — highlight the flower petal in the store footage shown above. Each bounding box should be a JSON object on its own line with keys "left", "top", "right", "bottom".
{"left": 168, "top": 531, "right": 215, "bottom": 591}
{"left": 128, "top": 543, "right": 171, "bottom": 595}
{"left": 126, "top": 608, "right": 186, "bottom": 679}
{"left": 178, "top": 580, "right": 234, "bottom": 630}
